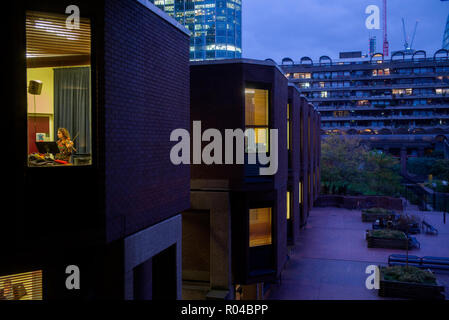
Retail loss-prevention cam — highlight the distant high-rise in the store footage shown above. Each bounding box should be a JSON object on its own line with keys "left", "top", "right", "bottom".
{"left": 443, "top": 14, "right": 449, "bottom": 49}
{"left": 369, "top": 36, "right": 377, "bottom": 57}
{"left": 150, "top": 0, "right": 242, "bottom": 61}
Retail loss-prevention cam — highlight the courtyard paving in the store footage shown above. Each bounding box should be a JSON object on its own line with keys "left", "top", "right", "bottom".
{"left": 268, "top": 206, "right": 449, "bottom": 300}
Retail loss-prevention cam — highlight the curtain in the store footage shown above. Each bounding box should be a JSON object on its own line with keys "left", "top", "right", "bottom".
{"left": 54, "top": 67, "right": 91, "bottom": 155}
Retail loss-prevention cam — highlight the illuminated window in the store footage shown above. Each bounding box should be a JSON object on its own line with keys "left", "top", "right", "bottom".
{"left": 393, "top": 89, "right": 406, "bottom": 95}
{"left": 0, "top": 270, "right": 42, "bottom": 300}
{"left": 406, "top": 88, "right": 413, "bottom": 95}
{"left": 287, "top": 191, "right": 291, "bottom": 220}
{"left": 321, "top": 91, "right": 328, "bottom": 98}
{"left": 26, "top": 11, "right": 92, "bottom": 167}
{"left": 294, "top": 72, "right": 311, "bottom": 79}
{"left": 299, "top": 182, "right": 302, "bottom": 204}
{"left": 245, "top": 88, "right": 269, "bottom": 153}
{"left": 249, "top": 208, "right": 272, "bottom": 247}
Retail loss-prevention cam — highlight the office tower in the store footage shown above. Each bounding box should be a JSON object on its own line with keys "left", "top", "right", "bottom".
{"left": 149, "top": 0, "right": 242, "bottom": 60}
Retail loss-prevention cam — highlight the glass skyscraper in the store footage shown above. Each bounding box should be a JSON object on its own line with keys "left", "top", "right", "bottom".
{"left": 444, "top": 14, "right": 449, "bottom": 49}
{"left": 150, "top": 0, "right": 242, "bottom": 61}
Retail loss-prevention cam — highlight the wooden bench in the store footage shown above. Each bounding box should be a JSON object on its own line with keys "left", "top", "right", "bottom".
{"left": 422, "top": 220, "right": 438, "bottom": 235}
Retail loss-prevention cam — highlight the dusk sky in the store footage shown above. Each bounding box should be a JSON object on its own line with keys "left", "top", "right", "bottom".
{"left": 242, "top": 0, "right": 449, "bottom": 63}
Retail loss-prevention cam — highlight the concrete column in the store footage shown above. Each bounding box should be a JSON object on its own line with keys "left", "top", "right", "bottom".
{"left": 418, "top": 147, "right": 425, "bottom": 157}
{"left": 190, "top": 191, "right": 233, "bottom": 300}
{"left": 400, "top": 147, "right": 408, "bottom": 176}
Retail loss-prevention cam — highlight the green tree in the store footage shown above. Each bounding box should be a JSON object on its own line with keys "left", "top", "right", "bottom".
{"left": 321, "top": 135, "right": 403, "bottom": 196}
{"left": 430, "top": 159, "right": 449, "bottom": 181}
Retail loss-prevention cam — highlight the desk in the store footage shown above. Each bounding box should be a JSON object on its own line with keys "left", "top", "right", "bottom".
{"left": 28, "top": 160, "right": 72, "bottom": 167}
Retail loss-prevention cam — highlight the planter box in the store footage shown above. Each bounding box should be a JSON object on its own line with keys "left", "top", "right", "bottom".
{"left": 366, "top": 231, "right": 411, "bottom": 249}
{"left": 379, "top": 268, "right": 445, "bottom": 300}
{"left": 362, "top": 212, "right": 391, "bottom": 222}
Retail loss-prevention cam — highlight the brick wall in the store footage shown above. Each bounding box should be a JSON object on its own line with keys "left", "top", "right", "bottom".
{"left": 104, "top": 0, "right": 190, "bottom": 242}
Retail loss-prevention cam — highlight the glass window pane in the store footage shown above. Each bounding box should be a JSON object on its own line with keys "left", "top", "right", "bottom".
{"left": 245, "top": 128, "right": 269, "bottom": 153}
{"left": 26, "top": 11, "right": 92, "bottom": 167}
{"left": 245, "top": 89, "right": 268, "bottom": 126}
{"left": 287, "top": 192, "right": 291, "bottom": 220}
{"left": 249, "top": 208, "right": 272, "bottom": 247}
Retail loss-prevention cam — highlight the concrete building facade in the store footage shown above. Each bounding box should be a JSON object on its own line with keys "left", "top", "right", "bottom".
{"left": 182, "top": 59, "right": 321, "bottom": 300}
{"left": 280, "top": 51, "right": 449, "bottom": 158}
{"left": 5, "top": 0, "right": 190, "bottom": 300}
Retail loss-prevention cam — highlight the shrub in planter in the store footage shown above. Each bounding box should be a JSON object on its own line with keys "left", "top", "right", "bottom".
{"left": 379, "top": 266, "right": 445, "bottom": 300}
{"left": 362, "top": 207, "right": 395, "bottom": 222}
{"left": 382, "top": 265, "right": 436, "bottom": 284}
{"left": 366, "top": 230, "right": 411, "bottom": 249}
{"left": 363, "top": 208, "right": 393, "bottom": 215}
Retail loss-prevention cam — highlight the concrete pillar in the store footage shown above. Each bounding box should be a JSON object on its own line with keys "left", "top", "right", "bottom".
{"left": 190, "top": 191, "right": 233, "bottom": 300}
{"left": 400, "top": 147, "right": 408, "bottom": 176}
{"left": 418, "top": 147, "right": 425, "bottom": 157}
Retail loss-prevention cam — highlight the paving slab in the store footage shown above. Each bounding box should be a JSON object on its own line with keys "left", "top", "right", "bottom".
{"left": 268, "top": 207, "right": 449, "bottom": 300}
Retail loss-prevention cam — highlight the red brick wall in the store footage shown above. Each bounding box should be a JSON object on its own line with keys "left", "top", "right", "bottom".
{"left": 104, "top": 0, "right": 190, "bottom": 242}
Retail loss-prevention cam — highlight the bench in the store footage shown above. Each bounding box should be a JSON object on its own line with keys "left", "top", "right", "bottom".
{"left": 422, "top": 256, "right": 449, "bottom": 271}
{"left": 388, "top": 254, "right": 449, "bottom": 271}
{"left": 388, "top": 254, "right": 422, "bottom": 267}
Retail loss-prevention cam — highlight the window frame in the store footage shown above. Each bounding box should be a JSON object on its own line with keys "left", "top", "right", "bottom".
{"left": 25, "top": 10, "right": 96, "bottom": 169}
{"left": 244, "top": 84, "right": 271, "bottom": 154}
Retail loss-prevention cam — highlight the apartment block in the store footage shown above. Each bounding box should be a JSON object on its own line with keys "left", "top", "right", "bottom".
{"left": 183, "top": 59, "right": 321, "bottom": 300}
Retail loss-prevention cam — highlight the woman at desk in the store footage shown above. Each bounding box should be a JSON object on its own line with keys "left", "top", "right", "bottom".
{"left": 55, "top": 128, "right": 74, "bottom": 161}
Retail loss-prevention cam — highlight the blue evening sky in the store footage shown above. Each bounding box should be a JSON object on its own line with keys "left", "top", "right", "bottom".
{"left": 242, "top": 0, "right": 449, "bottom": 62}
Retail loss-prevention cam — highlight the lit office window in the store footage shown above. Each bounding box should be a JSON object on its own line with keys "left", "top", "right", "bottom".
{"left": 26, "top": 11, "right": 92, "bottom": 167}
{"left": 249, "top": 208, "right": 272, "bottom": 247}
{"left": 299, "top": 182, "right": 302, "bottom": 204}
{"left": 287, "top": 191, "right": 291, "bottom": 220}
{"left": 0, "top": 270, "right": 42, "bottom": 300}
{"left": 245, "top": 88, "right": 269, "bottom": 153}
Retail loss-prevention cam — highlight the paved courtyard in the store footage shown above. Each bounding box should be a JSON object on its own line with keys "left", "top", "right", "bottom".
{"left": 268, "top": 206, "right": 449, "bottom": 300}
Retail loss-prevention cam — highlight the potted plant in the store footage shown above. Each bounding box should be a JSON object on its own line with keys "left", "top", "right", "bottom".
{"left": 366, "top": 229, "right": 414, "bottom": 249}
{"left": 362, "top": 207, "right": 395, "bottom": 222}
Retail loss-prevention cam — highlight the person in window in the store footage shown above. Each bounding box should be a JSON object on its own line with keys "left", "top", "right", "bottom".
{"left": 56, "top": 128, "right": 74, "bottom": 161}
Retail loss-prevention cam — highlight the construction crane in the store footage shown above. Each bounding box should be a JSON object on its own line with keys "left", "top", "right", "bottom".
{"left": 402, "top": 18, "right": 419, "bottom": 53}
{"left": 383, "top": 0, "right": 389, "bottom": 57}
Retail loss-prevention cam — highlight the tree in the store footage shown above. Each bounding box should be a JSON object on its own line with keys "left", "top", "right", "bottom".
{"left": 321, "top": 135, "right": 403, "bottom": 196}
{"left": 320, "top": 135, "right": 366, "bottom": 195}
